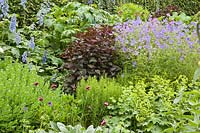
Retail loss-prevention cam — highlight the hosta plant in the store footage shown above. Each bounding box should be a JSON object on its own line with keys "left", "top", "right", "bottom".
{"left": 30, "top": 121, "right": 133, "bottom": 133}
{"left": 61, "top": 25, "right": 121, "bottom": 93}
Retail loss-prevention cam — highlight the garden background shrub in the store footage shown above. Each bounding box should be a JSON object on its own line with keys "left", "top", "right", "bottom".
{"left": 116, "top": 3, "right": 149, "bottom": 21}
{"left": 0, "top": 58, "right": 80, "bottom": 132}
{"left": 78, "top": 0, "right": 199, "bottom": 16}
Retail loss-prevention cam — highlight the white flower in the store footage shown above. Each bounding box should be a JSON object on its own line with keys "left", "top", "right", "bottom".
{"left": 0, "top": 47, "right": 4, "bottom": 53}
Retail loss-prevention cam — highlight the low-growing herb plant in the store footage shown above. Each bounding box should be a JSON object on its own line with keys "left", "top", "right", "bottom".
{"left": 76, "top": 76, "right": 123, "bottom": 127}
{"left": 0, "top": 58, "right": 80, "bottom": 132}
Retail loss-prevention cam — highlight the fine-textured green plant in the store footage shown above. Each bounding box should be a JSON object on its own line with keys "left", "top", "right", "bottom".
{"left": 76, "top": 76, "right": 123, "bottom": 127}
{"left": 61, "top": 26, "right": 121, "bottom": 93}
{"left": 116, "top": 3, "right": 149, "bottom": 21}
{"left": 0, "top": 58, "right": 80, "bottom": 132}
{"left": 105, "top": 75, "right": 200, "bottom": 132}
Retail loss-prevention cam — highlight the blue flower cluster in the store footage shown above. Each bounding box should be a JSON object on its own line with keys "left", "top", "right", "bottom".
{"left": 3, "top": 1, "right": 50, "bottom": 64}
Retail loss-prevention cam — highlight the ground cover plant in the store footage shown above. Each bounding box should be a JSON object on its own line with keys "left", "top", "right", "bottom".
{"left": 0, "top": 0, "right": 200, "bottom": 133}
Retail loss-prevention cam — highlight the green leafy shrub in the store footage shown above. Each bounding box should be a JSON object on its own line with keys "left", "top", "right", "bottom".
{"left": 105, "top": 75, "right": 200, "bottom": 132}
{"left": 76, "top": 76, "right": 123, "bottom": 127}
{"left": 61, "top": 26, "right": 121, "bottom": 93}
{"left": 168, "top": 12, "right": 192, "bottom": 24}
{"left": 116, "top": 3, "right": 149, "bottom": 21}
{"left": 0, "top": 58, "right": 80, "bottom": 132}
{"left": 79, "top": 0, "right": 199, "bottom": 16}
{"left": 41, "top": 2, "right": 120, "bottom": 50}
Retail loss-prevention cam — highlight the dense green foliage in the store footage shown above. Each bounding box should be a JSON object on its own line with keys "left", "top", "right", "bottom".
{"left": 41, "top": 2, "right": 119, "bottom": 50}
{"left": 0, "top": 59, "right": 80, "bottom": 132}
{"left": 78, "top": 0, "right": 200, "bottom": 15}
{"left": 1, "top": 0, "right": 200, "bottom": 132}
{"left": 76, "top": 76, "right": 123, "bottom": 127}
{"left": 105, "top": 76, "right": 200, "bottom": 132}
{"left": 116, "top": 3, "right": 149, "bottom": 21}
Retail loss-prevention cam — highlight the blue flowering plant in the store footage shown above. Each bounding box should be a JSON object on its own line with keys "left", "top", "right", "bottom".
{"left": 114, "top": 17, "right": 199, "bottom": 82}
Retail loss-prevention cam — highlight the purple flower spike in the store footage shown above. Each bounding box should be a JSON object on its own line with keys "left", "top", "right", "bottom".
{"left": 42, "top": 50, "right": 47, "bottom": 64}
{"left": 29, "top": 37, "right": 35, "bottom": 50}
{"left": 9, "top": 14, "right": 16, "bottom": 33}
{"left": 22, "top": 51, "right": 27, "bottom": 63}
{"left": 20, "top": 0, "right": 27, "bottom": 8}
{"left": 88, "top": 0, "right": 93, "bottom": 4}
{"left": 15, "top": 32, "right": 21, "bottom": 45}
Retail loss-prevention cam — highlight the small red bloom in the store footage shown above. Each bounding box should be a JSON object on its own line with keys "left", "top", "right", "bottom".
{"left": 104, "top": 102, "right": 109, "bottom": 107}
{"left": 86, "top": 86, "right": 91, "bottom": 91}
{"left": 100, "top": 119, "right": 106, "bottom": 126}
{"left": 34, "top": 82, "right": 39, "bottom": 86}
{"left": 51, "top": 83, "right": 57, "bottom": 90}
{"left": 38, "top": 97, "right": 43, "bottom": 102}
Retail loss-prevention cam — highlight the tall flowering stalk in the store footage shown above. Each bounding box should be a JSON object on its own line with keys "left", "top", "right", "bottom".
{"left": 0, "top": 0, "right": 9, "bottom": 17}
{"left": 9, "top": 14, "right": 16, "bottom": 33}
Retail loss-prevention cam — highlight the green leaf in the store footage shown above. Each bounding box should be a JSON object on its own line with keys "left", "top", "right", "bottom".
{"left": 11, "top": 48, "right": 20, "bottom": 58}
{"left": 57, "top": 122, "right": 69, "bottom": 132}
{"left": 192, "top": 68, "right": 200, "bottom": 83}
{"left": 54, "top": 23, "right": 64, "bottom": 33}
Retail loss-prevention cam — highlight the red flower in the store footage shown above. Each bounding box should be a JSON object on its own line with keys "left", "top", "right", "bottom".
{"left": 51, "top": 83, "right": 57, "bottom": 90}
{"left": 104, "top": 102, "right": 109, "bottom": 107}
{"left": 38, "top": 97, "right": 43, "bottom": 102}
{"left": 86, "top": 86, "right": 91, "bottom": 91}
{"left": 100, "top": 119, "right": 106, "bottom": 126}
{"left": 34, "top": 82, "right": 39, "bottom": 86}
